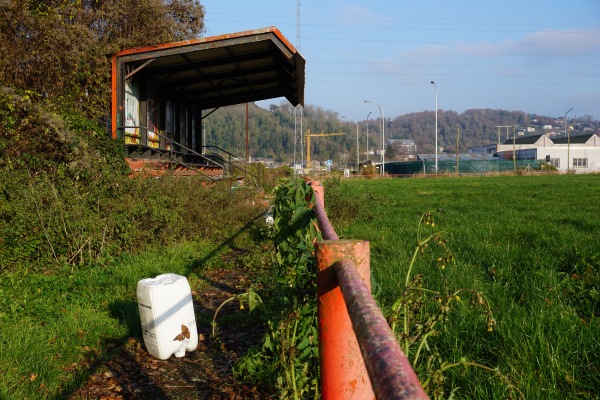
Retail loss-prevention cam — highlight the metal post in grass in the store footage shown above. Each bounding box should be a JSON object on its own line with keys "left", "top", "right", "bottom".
{"left": 565, "top": 107, "right": 573, "bottom": 172}
{"left": 311, "top": 180, "right": 371, "bottom": 397}
{"left": 431, "top": 81, "right": 438, "bottom": 174}
{"left": 364, "top": 100, "right": 385, "bottom": 175}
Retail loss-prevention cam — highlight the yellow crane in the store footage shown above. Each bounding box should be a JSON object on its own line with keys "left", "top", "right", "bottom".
{"left": 305, "top": 129, "right": 346, "bottom": 169}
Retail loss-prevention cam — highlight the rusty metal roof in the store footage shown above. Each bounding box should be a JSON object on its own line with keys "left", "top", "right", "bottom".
{"left": 115, "top": 27, "right": 305, "bottom": 109}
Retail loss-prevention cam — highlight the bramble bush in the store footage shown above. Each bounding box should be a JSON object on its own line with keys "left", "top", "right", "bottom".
{"left": 0, "top": 94, "right": 267, "bottom": 273}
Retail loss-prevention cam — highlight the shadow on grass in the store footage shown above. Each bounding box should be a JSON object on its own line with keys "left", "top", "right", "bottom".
{"left": 186, "top": 212, "right": 266, "bottom": 272}
{"left": 55, "top": 300, "right": 170, "bottom": 400}
{"left": 57, "top": 211, "right": 271, "bottom": 399}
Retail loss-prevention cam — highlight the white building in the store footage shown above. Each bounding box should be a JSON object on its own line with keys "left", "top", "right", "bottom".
{"left": 386, "top": 138, "right": 417, "bottom": 154}
{"left": 496, "top": 133, "right": 600, "bottom": 173}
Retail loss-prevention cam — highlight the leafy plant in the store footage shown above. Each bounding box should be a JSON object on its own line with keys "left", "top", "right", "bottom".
{"left": 235, "top": 178, "right": 321, "bottom": 399}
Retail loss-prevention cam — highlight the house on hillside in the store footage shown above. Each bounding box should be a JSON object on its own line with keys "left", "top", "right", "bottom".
{"left": 386, "top": 138, "right": 417, "bottom": 155}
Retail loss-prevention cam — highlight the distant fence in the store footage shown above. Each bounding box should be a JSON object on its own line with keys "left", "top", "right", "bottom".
{"left": 309, "top": 181, "right": 428, "bottom": 400}
{"left": 385, "top": 159, "right": 540, "bottom": 175}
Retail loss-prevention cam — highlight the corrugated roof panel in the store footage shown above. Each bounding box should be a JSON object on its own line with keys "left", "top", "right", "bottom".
{"left": 502, "top": 134, "right": 544, "bottom": 145}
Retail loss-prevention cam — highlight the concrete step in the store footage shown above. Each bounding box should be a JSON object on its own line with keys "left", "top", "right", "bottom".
{"left": 125, "top": 158, "right": 224, "bottom": 178}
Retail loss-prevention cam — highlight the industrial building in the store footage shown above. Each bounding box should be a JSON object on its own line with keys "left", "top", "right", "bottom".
{"left": 495, "top": 133, "right": 600, "bottom": 173}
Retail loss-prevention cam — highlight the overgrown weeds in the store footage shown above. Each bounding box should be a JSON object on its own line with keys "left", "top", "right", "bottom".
{"left": 0, "top": 153, "right": 266, "bottom": 274}
{"left": 387, "top": 211, "right": 523, "bottom": 399}
{"left": 323, "top": 176, "right": 600, "bottom": 398}
{"left": 321, "top": 175, "right": 375, "bottom": 227}
{"left": 233, "top": 179, "right": 523, "bottom": 399}
{"left": 234, "top": 178, "right": 321, "bottom": 399}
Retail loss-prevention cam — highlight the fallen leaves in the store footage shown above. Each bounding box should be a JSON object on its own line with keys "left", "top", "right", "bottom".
{"left": 67, "top": 266, "right": 269, "bottom": 399}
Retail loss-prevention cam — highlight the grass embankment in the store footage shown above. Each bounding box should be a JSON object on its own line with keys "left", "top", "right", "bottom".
{"left": 326, "top": 174, "right": 599, "bottom": 399}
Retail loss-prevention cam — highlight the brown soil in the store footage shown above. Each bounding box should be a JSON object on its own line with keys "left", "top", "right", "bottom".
{"left": 68, "top": 267, "right": 271, "bottom": 400}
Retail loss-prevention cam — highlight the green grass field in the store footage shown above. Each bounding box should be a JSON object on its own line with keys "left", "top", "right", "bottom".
{"left": 326, "top": 174, "right": 599, "bottom": 399}
{"left": 0, "top": 241, "right": 233, "bottom": 399}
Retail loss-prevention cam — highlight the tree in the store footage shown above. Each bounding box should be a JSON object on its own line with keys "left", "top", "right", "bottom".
{"left": 0, "top": 0, "right": 205, "bottom": 121}
{"left": 385, "top": 144, "right": 397, "bottom": 160}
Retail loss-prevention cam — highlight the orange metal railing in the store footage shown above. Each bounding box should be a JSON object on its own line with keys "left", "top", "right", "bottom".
{"left": 309, "top": 181, "right": 428, "bottom": 400}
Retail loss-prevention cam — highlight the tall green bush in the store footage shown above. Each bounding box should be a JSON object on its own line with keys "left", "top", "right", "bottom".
{"left": 0, "top": 165, "right": 267, "bottom": 273}
{"left": 0, "top": 95, "right": 267, "bottom": 273}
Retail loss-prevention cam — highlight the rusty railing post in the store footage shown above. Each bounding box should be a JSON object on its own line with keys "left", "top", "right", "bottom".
{"left": 315, "top": 239, "right": 375, "bottom": 399}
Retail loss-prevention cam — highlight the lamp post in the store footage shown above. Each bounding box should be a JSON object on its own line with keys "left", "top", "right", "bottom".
{"left": 366, "top": 111, "right": 372, "bottom": 161}
{"left": 565, "top": 107, "right": 573, "bottom": 173}
{"left": 364, "top": 100, "right": 384, "bottom": 175}
{"left": 431, "top": 81, "right": 438, "bottom": 174}
{"left": 342, "top": 116, "right": 359, "bottom": 173}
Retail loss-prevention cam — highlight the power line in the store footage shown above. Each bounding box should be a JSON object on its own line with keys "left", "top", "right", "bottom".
{"left": 205, "top": 18, "right": 600, "bottom": 35}
{"left": 301, "top": 37, "right": 600, "bottom": 46}
{"left": 308, "top": 71, "right": 600, "bottom": 78}
{"left": 204, "top": 11, "right": 598, "bottom": 30}
{"left": 307, "top": 80, "right": 600, "bottom": 86}
{"left": 309, "top": 61, "right": 600, "bottom": 67}
{"left": 303, "top": 48, "right": 600, "bottom": 56}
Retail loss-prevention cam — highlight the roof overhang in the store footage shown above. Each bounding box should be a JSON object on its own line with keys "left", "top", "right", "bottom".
{"left": 112, "top": 26, "right": 304, "bottom": 118}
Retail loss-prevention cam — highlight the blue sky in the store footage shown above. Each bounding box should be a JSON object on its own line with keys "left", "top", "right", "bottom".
{"left": 200, "top": 0, "right": 600, "bottom": 122}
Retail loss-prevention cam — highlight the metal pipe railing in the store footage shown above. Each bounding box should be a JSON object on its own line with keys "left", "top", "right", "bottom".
{"left": 309, "top": 181, "right": 338, "bottom": 241}
{"left": 309, "top": 181, "right": 428, "bottom": 400}
{"left": 201, "top": 145, "right": 261, "bottom": 186}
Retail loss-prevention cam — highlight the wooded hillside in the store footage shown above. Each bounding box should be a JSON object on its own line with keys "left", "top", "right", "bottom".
{"left": 207, "top": 102, "right": 599, "bottom": 164}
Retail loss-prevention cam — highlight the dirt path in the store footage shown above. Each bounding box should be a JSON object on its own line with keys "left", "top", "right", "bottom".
{"left": 68, "top": 267, "right": 271, "bottom": 400}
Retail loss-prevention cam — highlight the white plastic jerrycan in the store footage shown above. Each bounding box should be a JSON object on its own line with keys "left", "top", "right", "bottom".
{"left": 137, "top": 273, "right": 198, "bottom": 360}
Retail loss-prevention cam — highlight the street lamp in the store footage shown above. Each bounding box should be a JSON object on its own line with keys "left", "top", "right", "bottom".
{"left": 366, "top": 111, "right": 372, "bottom": 161}
{"left": 364, "top": 100, "right": 385, "bottom": 175}
{"left": 431, "top": 81, "right": 438, "bottom": 174}
{"left": 342, "top": 116, "right": 359, "bottom": 173}
{"left": 565, "top": 107, "right": 573, "bottom": 172}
